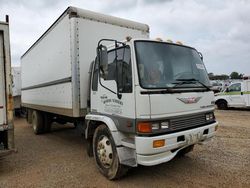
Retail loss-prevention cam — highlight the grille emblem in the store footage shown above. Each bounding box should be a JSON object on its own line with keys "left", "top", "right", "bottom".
{"left": 177, "top": 97, "right": 202, "bottom": 104}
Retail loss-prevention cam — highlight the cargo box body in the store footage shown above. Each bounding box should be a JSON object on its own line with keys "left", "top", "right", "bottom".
{"left": 21, "top": 7, "right": 149, "bottom": 117}
{"left": 0, "top": 18, "right": 15, "bottom": 156}
{"left": 12, "top": 67, "right": 21, "bottom": 109}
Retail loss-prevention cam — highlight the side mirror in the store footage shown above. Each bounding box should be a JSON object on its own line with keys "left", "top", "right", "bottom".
{"left": 198, "top": 52, "right": 203, "bottom": 61}
{"left": 98, "top": 45, "right": 108, "bottom": 77}
{"left": 226, "top": 88, "right": 229, "bottom": 92}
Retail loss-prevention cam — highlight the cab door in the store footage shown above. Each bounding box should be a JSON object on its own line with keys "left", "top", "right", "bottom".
{"left": 227, "top": 83, "right": 245, "bottom": 107}
{"left": 90, "top": 45, "right": 136, "bottom": 132}
{"left": 0, "top": 32, "right": 7, "bottom": 126}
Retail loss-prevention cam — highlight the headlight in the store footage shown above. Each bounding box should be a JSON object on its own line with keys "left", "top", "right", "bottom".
{"left": 161, "top": 121, "right": 170, "bottom": 129}
{"left": 205, "top": 113, "right": 214, "bottom": 121}
{"left": 137, "top": 121, "right": 170, "bottom": 133}
{"left": 152, "top": 123, "right": 160, "bottom": 130}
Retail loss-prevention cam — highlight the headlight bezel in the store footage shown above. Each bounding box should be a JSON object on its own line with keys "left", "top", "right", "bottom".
{"left": 205, "top": 112, "right": 215, "bottom": 121}
{"left": 137, "top": 120, "right": 171, "bottom": 134}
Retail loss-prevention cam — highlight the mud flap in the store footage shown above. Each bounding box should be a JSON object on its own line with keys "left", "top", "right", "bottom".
{"left": 116, "top": 146, "right": 137, "bottom": 167}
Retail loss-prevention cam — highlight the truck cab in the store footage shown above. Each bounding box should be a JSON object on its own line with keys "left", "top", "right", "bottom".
{"left": 215, "top": 78, "right": 250, "bottom": 109}
{"left": 86, "top": 38, "right": 218, "bottom": 178}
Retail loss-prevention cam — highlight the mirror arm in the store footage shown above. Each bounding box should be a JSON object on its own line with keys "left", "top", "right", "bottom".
{"left": 97, "top": 39, "right": 123, "bottom": 99}
{"left": 198, "top": 52, "right": 203, "bottom": 61}
{"left": 114, "top": 41, "right": 123, "bottom": 99}
{"left": 96, "top": 50, "right": 117, "bottom": 96}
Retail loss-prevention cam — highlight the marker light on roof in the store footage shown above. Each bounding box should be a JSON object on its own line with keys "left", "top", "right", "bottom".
{"left": 176, "top": 41, "right": 183, "bottom": 45}
{"left": 155, "top": 38, "right": 163, "bottom": 42}
{"left": 166, "top": 39, "right": 173, "bottom": 43}
{"left": 126, "top": 36, "right": 132, "bottom": 42}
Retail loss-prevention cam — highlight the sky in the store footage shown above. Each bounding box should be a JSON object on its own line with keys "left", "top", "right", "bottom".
{"left": 1, "top": 0, "right": 250, "bottom": 75}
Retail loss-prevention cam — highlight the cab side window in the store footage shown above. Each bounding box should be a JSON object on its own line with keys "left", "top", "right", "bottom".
{"left": 105, "top": 46, "right": 132, "bottom": 93}
{"left": 228, "top": 83, "right": 241, "bottom": 92}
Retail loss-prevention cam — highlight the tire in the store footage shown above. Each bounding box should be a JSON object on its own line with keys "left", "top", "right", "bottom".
{"left": 73, "top": 122, "right": 78, "bottom": 129}
{"left": 32, "top": 110, "right": 44, "bottom": 135}
{"left": 93, "top": 124, "right": 128, "bottom": 180}
{"left": 217, "top": 100, "right": 228, "bottom": 110}
{"left": 177, "top": 145, "right": 194, "bottom": 157}
{"left": 43, "top": 113, "right": 52, "bottom": 133}
{"left": 86, "top": 138, "right": 94, "bottom": 157}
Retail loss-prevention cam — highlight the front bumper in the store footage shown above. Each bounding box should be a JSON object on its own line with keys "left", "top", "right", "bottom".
{"left": 135, "top": 122, "right": 218, "bottom": 166}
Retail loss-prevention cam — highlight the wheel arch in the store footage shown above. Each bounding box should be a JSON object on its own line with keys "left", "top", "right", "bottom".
{"left": 85, "top": 114, "right": 118, "bottom": 140}
{"left": 215, "top": 98, "right": 228, "bottom": 105}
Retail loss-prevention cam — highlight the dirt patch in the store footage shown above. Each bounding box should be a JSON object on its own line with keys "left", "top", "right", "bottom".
{"left": 0, "top": 110, "right": 249, "bottom": 187}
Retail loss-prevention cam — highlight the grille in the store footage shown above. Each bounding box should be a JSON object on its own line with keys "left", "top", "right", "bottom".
{"left": 169, "top": 113, "right": 207, "bottom": 131}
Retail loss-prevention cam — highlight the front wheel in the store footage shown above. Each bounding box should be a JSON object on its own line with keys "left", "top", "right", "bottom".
{"left": 217, "top": 100, "right": 228, "bottom": 110}
{"left": 93, "top": 124, "right": 128, "bottom": 180}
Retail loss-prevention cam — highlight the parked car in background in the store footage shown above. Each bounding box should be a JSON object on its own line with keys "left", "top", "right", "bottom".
{"left": 215, "top": 77, "right": 250, "bottom": 109}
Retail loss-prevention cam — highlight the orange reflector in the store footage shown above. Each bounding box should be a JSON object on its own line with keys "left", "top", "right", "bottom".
{"left": 153, "top": 140, "right": 165, "bottom": 148}
{"left": 215, "top": 124, "right": 219, "bottom": 131}
{"left": 137, "top": 122, "right": 152, "bottom": 133}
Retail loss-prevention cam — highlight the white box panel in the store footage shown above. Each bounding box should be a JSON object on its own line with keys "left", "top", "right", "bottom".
{"left": 22, "top": 82, "right": 73, "bottom": 109}
{"left": 21, "top": 15, "right": 72, "bottom": 88}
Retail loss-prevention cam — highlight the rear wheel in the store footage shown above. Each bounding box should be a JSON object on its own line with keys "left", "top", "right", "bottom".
{"left": 93, "top": 124, "right": 128, "bottom": 180}
{"left": 26, "top": 109, "right": 33, "bottom": 124}
{"left": 217, "top": 100, "right": 228, "bottom": 110}
{"left": 43, "top": 113, "right": 52, "bottom": 133}
{"left": 32, "top": 110, "right": 44, "bottom": 134}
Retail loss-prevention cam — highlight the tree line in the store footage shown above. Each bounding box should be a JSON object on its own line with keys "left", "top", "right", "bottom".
{"left": 208, "top": 72, "right": 244, "bottom": 80}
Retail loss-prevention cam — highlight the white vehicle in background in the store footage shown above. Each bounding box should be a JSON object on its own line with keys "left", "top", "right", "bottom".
{"left": 12, "top": 67, "right": 22, "bottom": 116}
{"left": 0, "top": 16, "right": 15, "bottom": 157}
{"left": 215, "top": 77, "right": 250, "bottom": 109}
{"left": 21, "top": 7, "right": 218, "bottom": 179}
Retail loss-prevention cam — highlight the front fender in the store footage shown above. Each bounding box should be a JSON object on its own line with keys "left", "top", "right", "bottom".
{"left": 85, "top": 114, "right": 118, "bottom": 132}
{"left": 85, "top": 114, "right": 123, "bottom": 146}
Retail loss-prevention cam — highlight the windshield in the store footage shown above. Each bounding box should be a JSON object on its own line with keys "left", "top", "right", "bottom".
{"left": 135, "top": 41, "right": 211, "bottom": 89}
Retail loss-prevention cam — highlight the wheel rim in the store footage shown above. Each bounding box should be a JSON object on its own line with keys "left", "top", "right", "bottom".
{"left": 97, "top": 135, "right": 113, "bottom": 168}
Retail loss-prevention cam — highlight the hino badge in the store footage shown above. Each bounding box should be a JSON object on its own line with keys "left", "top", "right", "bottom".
{"left": 21, "top": 7, "right": 218, "bottom": 179}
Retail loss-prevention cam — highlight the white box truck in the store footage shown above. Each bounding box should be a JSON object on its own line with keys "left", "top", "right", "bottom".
{"left": 21, "top": 7, "right": 218, "bottom": 179}
{"left": 0, "top": 16, "right": 15, "bottom": 157}
{"left": 215, "top": 77, "right": 250, "bottom": 109}
{"left": 12, "top": 67, "right": 22, "bottom": 115}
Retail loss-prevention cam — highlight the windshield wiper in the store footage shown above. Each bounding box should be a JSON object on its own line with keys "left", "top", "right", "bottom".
{"left": 173, "top": 78, "right": 211, "bottom": 91}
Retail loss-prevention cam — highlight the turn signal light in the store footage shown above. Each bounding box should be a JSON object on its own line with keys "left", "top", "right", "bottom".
{"left": 137, "top": 122, "right": 152, "bottom": 133}
{"left": 153, "top": 139, "right": 165, "bottom": 148}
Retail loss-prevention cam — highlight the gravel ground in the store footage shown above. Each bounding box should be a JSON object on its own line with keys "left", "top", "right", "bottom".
{"left": 0, "top": 109, "right": 249, "bottom": 188}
